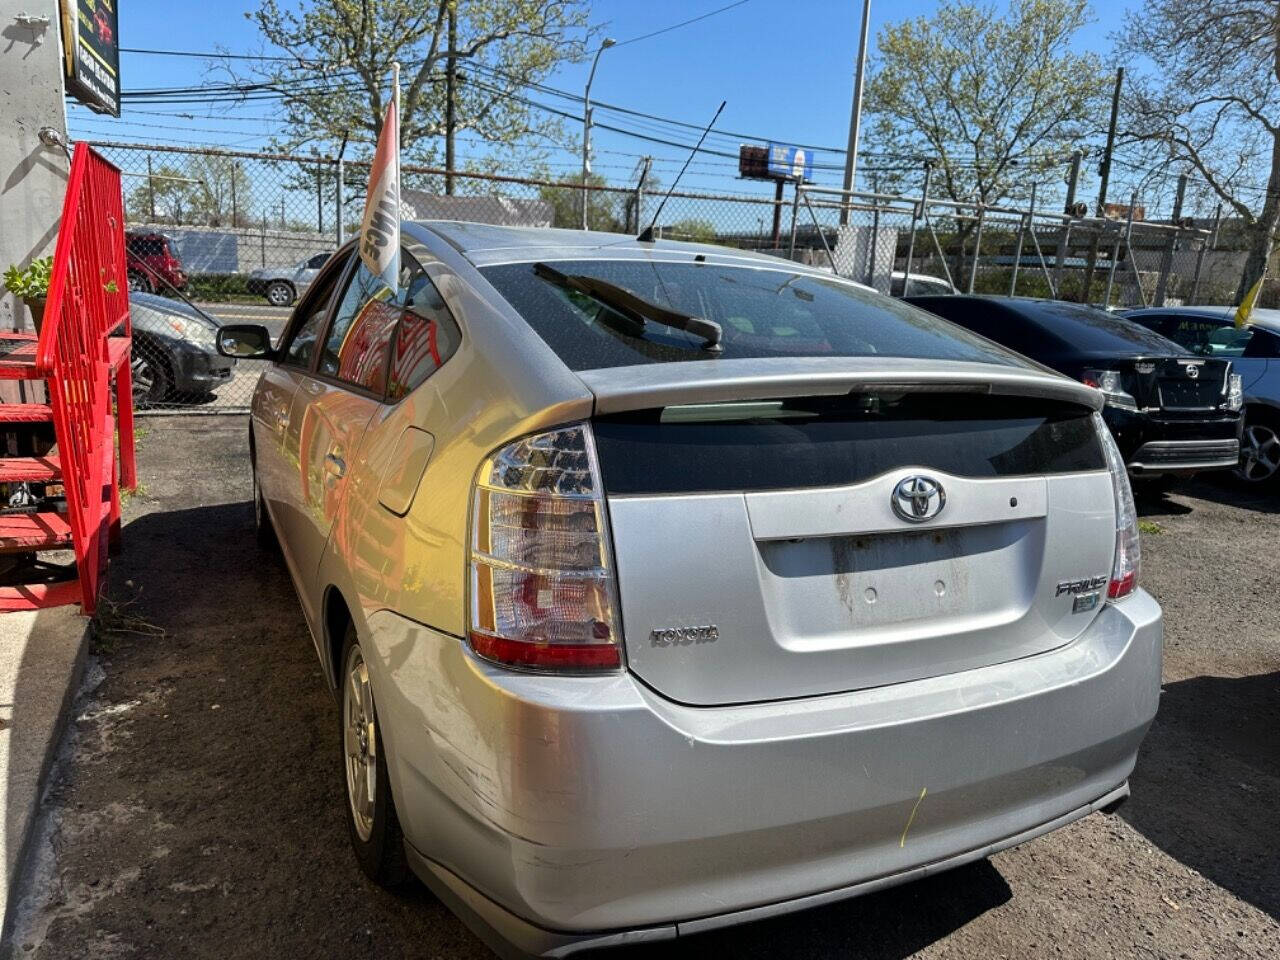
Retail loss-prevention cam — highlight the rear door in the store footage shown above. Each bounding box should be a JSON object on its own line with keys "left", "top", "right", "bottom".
{"left": 594, "top": 389, "right": 1116, "bottom": 706}
{"left": 279, "top": 257, "right": 405, "bottom": 620}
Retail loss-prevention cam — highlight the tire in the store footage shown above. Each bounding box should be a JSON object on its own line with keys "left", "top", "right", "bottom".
{"left": 131, "top": 343, "right": 172, "bottom": 407}
{"left": 265, "top": 280, "right": 296, "bottom": 307}
{"left": 340, "top": 624, "right": 409, "bottom": 888}
{"left": 251, "top": 451, "right": 277, "bottom": 550}
{"left": 1237, "top": 409, "right": 1280, "bottom": 489}
{"left": 127, "top": 271, "right": 151, "bottom": 293}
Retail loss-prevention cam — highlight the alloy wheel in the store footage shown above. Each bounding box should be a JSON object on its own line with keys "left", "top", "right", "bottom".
{"left": 267, "top": 282, "right": 293, "bottom": 307}
{"left": 131, "top": 356, "right": 157, "bottom": 405}
{"left": 343, "top": 645, "right": 377, "bottom": 842}
{"left": 1238, "top": 423, "right": 1280, "bottom": 483}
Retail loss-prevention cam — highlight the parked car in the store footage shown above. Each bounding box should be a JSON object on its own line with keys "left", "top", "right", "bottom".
{"left": 907, "top": 295, "right": 1244, "bottom": 478}
{"left": 218, "top": 225, "right": 1161, "bottom": 958}
{"left": 1123, "top": 305, "right": 1280, "bottom": 487}
{"left": 891, "top": 270, "right": 956, "bottom": 297}
{"left": 247, "top": 252, "right": 332, "bottom": 307}
{"left": 125, "top": 231, "right": 188, "bottom": 294}
{"left": 129, "top": 292, "right": 235, "bottom": 405}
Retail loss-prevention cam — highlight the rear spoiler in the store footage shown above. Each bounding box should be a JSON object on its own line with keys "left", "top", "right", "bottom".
{"left": 577, "top": 356, "right": 1104, "bottom": 415}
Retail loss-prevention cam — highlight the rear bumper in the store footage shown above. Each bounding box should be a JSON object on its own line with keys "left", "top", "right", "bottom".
{"left": 1127, "top": 438, "right": 1239, "bottom": 474}
{"left": 1104, "top": 406, "right": 1241, "bottom": 474}
{"left": 364, "top": 590, "right": 1162, "bottom": 953}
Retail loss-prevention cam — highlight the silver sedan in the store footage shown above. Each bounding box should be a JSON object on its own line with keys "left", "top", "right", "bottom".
{"left": 219, "top": 223, "right": 1162, "bottom": 957}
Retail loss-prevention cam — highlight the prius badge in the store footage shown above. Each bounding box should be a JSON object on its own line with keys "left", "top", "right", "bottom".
{"left": 891, "top": 475, "right": 946, "bottom": 523}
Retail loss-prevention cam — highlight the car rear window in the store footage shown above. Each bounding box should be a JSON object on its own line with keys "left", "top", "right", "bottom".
{"left": 913, "top": 297, "right": 1185, "bottom": 358}
{"left": 479, "top": 260, "right": 1034, "bottom": 371}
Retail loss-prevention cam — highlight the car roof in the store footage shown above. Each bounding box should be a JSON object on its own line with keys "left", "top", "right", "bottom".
{"left": 908, "top": 294, "right": 1187, "bottom": 357}
{"left": 407, "top": 220, "right": 848, "bottom": 277}
{"left": 1123, "top": 304, "right": 1280, "bottom": 335}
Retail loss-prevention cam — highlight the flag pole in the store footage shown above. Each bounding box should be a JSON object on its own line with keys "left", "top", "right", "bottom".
{"left": 391, "top": 61, "right": 401, "bottom": 208}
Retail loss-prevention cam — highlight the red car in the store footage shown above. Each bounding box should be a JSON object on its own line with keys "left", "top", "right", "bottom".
{"left": 125, "top": 232, "right": 188, "bottom": 294}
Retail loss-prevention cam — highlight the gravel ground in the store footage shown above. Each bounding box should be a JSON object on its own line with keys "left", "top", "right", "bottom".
{"left": 4, "top": 417, "right": 1278, "bottom": 959}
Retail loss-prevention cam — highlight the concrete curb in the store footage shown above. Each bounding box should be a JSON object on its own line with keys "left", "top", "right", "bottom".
{"left": 0, "top": 607, "right": 91, "bottom": 949}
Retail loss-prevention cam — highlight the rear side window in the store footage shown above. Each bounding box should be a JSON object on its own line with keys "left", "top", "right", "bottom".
{"left": 321, "top": 261, "right": 401, "bottom": 393}
{"left": 282, "top": 253, "right": 349, "bottom": 369}
{"left": 386, "top": 259, "right": 461, "bottom": 402}
{"left": 479, "top": 260, "right": 1030, "bottom": 371}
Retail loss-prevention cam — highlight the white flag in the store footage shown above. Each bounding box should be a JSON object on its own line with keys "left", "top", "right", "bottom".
{"left": 359, "top": 76, "right": 401, "bottom": 291}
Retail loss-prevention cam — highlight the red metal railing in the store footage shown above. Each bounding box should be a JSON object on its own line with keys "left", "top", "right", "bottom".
{"left": 36, "top": 144, "right": 135, "bottom": 613}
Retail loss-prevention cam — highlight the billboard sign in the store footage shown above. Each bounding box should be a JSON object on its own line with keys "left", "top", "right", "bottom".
{"left": 61, "top": 0, "right": 121, "bottom": 116}
{"left": 766, "top": 143, "right": 814, "bottom": 182}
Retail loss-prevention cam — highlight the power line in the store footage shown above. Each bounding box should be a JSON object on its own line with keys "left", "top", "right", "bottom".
{"left": 613, "top": 0, "right": 753, "bottom": 48}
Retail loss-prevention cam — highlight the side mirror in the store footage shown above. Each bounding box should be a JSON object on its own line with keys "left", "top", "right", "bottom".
{"left": 217, "top": 324, "right": 276, "bottom": 360}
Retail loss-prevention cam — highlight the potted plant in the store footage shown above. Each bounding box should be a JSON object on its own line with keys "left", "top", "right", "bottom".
{"left": 3, "top": 256, "right": 53, "bottom": 333}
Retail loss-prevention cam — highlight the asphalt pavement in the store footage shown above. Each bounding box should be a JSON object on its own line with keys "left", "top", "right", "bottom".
{"left": 4, "top": 417, "right": 1278, "bottom": 959}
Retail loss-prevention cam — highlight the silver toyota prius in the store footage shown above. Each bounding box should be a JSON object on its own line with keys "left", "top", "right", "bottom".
{"left": 218, "top": 222, "right": 1162, "bottom": 957}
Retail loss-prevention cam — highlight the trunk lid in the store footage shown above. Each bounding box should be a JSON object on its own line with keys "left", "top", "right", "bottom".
{"left": 582, "top": 360, "right": 1115, "bottom": 706}
{"left": 1114, "top": 356, "right": 1232, "bottom": 411}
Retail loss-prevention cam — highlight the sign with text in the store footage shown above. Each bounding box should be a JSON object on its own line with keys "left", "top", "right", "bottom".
{"left": 61, "top": 0, "right": 120, "bottom": 116}
{"left": 766, "top": 143, "right": 815, "bottom": 183}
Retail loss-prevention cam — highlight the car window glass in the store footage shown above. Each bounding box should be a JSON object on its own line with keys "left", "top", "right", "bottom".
{"left": 1242, "top": 328, "right": 1280, "bottom": 358}
{"left": 281, "top": 254, "right": 348, "bottom": 368}
{"left": 306, "top": 254, "right": 329, "bottom": 269}
{"left": 387, "top": 258, "right": 462, "bottom": 402}
{"left": 1167, "top": 317, "right": 1227, "bottom": 355}
{"left": 319, "top": 260, "right": 404, "bottom": 393}
{"left": 1205, "top": 325, "right": 1251, "bottom": 357}
{"left": 480, "top": 262, "right": 1028, "bottom": 370}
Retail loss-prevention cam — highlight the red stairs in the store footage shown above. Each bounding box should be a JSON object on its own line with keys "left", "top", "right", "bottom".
{"left": 0, "top": 145, "right": 136, "bottom": 614}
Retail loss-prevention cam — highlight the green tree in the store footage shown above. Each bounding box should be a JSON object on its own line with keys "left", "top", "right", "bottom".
{"left": 1116, "top": 0, "right": 1280, "bottom": 299}
{"left": 538, "top": 174, "right": 625, "bottom": 232}
{"left": 665, "top": 218, "right": 717, "bottom": 243}
{"left": 242, "top": 0, "right": 594, "bottom": 164}
{"left": 128, "top": 158, "right": 252, "bottom": 227}
{"left": 866, "top": 0, "right": 1106, "bottom": 206}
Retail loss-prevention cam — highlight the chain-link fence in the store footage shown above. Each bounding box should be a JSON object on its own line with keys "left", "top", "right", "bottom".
{"left": 86, "top": 139, "right": 1265, "bottom": 414}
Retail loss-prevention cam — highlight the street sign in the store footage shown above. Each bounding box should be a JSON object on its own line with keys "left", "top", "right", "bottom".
{"left": 766, "top": 143, "right": 814, "bottom": 183}
{"left": 60, "top": 0, "right": 120, "bottom": 117}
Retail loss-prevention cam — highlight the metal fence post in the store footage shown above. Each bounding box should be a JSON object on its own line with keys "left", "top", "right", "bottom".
{"left": 146, "top": 155, "right": 155, "bottom": 222}
{"left": 1104, "top": 190, "right": 1138, "bottom": 307}
{"left": 788, "top": 181, "right": 802, "bottom": 259}
{"left": 316, "top": 160, "right": 324, "bottom": 234}
{"left": 1153, "top": 173, "right": 1187, "bottom": 306}
{"left": 261, "top": 216, "right": 267, "bottom": 269}
{"left": 1190, "top": 203, "right": 1222, "bottom": 306}
{"left": 336, "top": 157, "right": 345, "bottom": 247}
{"left": 967, "top": 204, "right": 985, "bottom": 294}
{"left": 1009, "top": 183, "right": 1034, "bottom": 296}
{"left": 866, "top": 186, "right": 881, "bottom": 286}
{"left": 902, "top": 162, "right": 931, "bottom": 288}
{"left": 230, "top": 160, "right": 239, "bottom": 228}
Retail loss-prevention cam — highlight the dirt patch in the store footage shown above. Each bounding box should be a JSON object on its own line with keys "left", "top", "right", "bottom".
{"left": 5, "top": 420, "right": 1278, "bottom": 959}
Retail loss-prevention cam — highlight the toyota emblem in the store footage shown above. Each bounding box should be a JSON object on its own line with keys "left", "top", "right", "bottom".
{"left": 891, "top": 475, "right": 946, "bottom": 523}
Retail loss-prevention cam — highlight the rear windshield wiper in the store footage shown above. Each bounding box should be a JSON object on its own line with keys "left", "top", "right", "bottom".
{"left": 533, "top": 261, "right": 723, "bottom": 353}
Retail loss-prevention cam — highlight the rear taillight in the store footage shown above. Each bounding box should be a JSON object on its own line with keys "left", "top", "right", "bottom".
{"left": 1082, "top": 369, "right": 1138, "bottom": 410}
{"left": 467, "top": 423, "right": 622, "bottom": 671}
{"left": 1226, "top": 372, "right": 1243, "bottom": 411}
{"left": 1094, "top": 413, "right": 1139, "bottom": 600}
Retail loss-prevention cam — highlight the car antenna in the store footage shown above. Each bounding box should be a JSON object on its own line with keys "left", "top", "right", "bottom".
{"left": 637, "top": 100, "right": 726, "bottom": 243}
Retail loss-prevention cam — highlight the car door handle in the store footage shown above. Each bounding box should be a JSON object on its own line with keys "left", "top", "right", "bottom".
{"left": 324, "top": 453, "right": 346, "bottom": 478}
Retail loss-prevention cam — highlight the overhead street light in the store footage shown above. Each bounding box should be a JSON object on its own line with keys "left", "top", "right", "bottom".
{"left": 582, "top": 37, "right": 616, "bottom": 231}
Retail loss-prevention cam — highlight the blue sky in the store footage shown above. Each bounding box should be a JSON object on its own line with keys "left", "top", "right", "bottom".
{"left": 67, "top": 0, "right": 1138, "bottom": 196}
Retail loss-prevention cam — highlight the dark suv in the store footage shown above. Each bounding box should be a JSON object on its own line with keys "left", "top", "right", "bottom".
{"left": 126, "top": 231, "right": 188, "bottom": 294}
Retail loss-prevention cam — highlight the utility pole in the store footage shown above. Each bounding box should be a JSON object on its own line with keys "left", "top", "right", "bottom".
{"left": 1154, "top": 173, "right": 1187, "bottom": 306}
{"left": 1054, "top": 150, "right": 1082, "bottom": 284}
{"left": 581, "top": 38, "right": 616, "bottom": 230}
{"left": 147, "top": 155, "right": 156, "bottom": 221}
{"left": 1083, "top": 67, "right": 1123, "bottom": 303}
{"left": 445, "top": 5, "right": 457, "bottom": 196}
{"left": 839, "top": 0, "right": 873, "bottom": 226}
